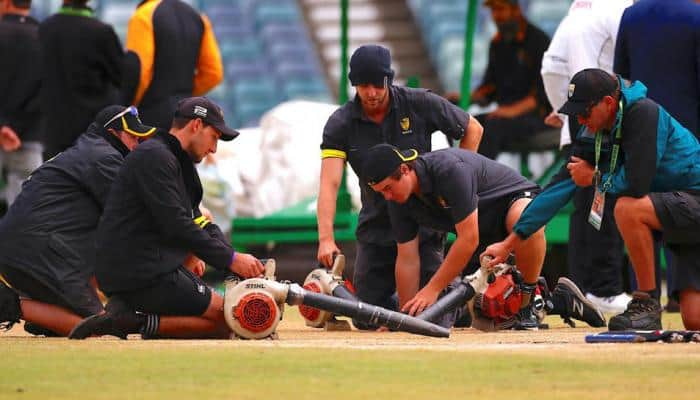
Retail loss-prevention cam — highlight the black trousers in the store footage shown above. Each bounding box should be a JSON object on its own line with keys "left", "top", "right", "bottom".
{"left": 476, "top": 112, "right": 550, "bottom": 160}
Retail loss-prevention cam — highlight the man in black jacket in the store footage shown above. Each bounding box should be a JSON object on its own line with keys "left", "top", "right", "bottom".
{"left": 70, "top": 97, "right": 263, "bottom": 340}
{"left": 39, "top": 0, "right": 124, "bottom": 159}
{"left": 0, "top": 105, "right": 156, "bottom": 336}
{"left": 0, "top": 0, "right": 43, "bottom": 206}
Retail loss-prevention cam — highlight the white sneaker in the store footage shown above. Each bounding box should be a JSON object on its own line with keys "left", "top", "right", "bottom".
{"left": 585, "top": 292, "right": 633, "bottom": 314}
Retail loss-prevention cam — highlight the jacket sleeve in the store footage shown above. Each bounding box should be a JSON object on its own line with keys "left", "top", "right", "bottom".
{"left": 133, "top": 152, "right": 233, "bottom": 270}
{"left": 512, "top": 147, "right": 577, "bottom": 239}
{"left": 126, "top": 5, "right": 156, "bottom": 105}
{"left": 513, "top": 176, "right": 577, "bottom": 239}
{"left": 192, "top": 14, "right": 223, "bottom": 96}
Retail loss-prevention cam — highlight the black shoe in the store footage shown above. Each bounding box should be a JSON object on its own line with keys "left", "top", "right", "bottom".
{"left": 0, "top": 281, "right": 21, "bottom": 332}
{"left": 664, "top": 298, "right": 680, "bottom": 313}
{"left": 552, "top": 277, "right": 606, "bottom": 328}
{"left": 453, "top": 305, "right": 472, "bottom": 328}
{"left": 69, "top": 297, "right": 143, "bottom": 339}
{"left": 608, "top": 291, "right": 662, "bottom": 331}
{"left": 24, "top": 322, "right": 60, "bottom": 337}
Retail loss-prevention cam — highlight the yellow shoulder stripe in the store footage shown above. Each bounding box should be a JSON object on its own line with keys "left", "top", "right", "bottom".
{"left": 321, "top": 149, "right": 347, "bottom": 159}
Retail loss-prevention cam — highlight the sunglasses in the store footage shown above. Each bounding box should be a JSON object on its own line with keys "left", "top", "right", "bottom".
{"left": 103, "top": 106, "right": 138, "bottom": 128}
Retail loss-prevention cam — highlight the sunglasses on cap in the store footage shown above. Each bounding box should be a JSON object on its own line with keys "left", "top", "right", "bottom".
{"left": 103, "top": 106, "right": 138, "bottom": 128}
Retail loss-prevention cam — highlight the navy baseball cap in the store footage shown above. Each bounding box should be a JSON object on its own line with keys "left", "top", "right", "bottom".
{"left": 348, "top": 45, "right": 395, "bottom": 87}
{"left": 559, "top": 69, "right": 618, "bottom": 117}
{"left": 362, "top": 143, "right": 418, "bottom": 186}
{"left": 96, "top": 105, "right": 156, "bottom": 138}
{"left": 174, "top": 97, "right": 240, "bottom": 141}
{"left": 484, "top": 0, "right": 519, "bottom": 7}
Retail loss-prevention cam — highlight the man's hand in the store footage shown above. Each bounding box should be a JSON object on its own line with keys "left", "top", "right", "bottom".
{"left": 0, "top": 126, "right": 21, "bottom": 152}
{"left": 317, "top": 239, "right": 341, "bottom": 268}
{"left": 544, "top": 111, "right": 563, "bottom": 128}
{"left": 183, "top": 253, "right": 206, "bottom": 277}
{"left": 480, "top": 241, "right": 512, "bottom": 268}
{"left": 401, "top": 285, "right": 441, "bottom": 316}
{"left": 199, "top": 205, "right": 214, "bottom": 222}
{"left": 567, "top": 156, "right": 595, "bottom": 187}
{"left": 230, "top": 253, "right": 264, "bottom": 278}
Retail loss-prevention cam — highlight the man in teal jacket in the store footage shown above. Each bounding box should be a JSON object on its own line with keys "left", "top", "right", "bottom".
{"left": 482, "top": 68, "right": 700, "bottom": 331}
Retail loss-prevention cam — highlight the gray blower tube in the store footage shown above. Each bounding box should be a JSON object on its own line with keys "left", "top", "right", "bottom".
{"left": 331, "top": 285, "right": 359, "bottom": 302}
{"left": 416, "top": 280, "right": 476, "bottom": 323}
{"left": 286, "top": 284, "right": 450, "bottom": 338}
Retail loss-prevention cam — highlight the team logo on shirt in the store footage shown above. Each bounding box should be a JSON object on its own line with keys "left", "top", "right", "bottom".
{"left": 568, "top": 84, "right": 576, "bottom": 98}
{"left": 437, "top": 196, "right": 448, "bottom": 208}
{"left": 400, "top": 117, "right": 412, "bottom": 134}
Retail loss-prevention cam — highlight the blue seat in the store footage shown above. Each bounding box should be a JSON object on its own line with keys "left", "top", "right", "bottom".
{"left": 225, "top": 59, "right": 269, "bottom": 81}
{"left": 230, "top": 79, "right": 279, "bottom": 104}
{"left": 254, "top": 2, "right": 301, "bottom": 28}
{"left": 219, "top": 38, "right": 263, "bottom": 63}
{"left": 281, "top": 78, "right": 330, "bottom": 101}
{"left": 274, "top": 61, "right": 320, "bottom": 81}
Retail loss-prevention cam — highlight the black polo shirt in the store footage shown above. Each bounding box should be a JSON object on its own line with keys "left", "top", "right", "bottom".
{"left": 478, "top": 21, "right": 551, "bottom": 117}
{"left": 321, "top": 86, "right": 470, "bottom": 244}
{"left": 388, "top": 148, "right": 539, "bottom": 243}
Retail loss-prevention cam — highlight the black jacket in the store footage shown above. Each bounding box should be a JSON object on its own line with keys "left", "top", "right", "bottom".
{"left": 0, "top": 125, "right": 129, "bottom": 289}
{"left": 39, "top": 6, "right": 124, "bottom": 158}
{"left": 0, "top": 13, "right": 42, "bottom": 142}
{"left": 96, "top": 132, "right": 233, "bottom": 293}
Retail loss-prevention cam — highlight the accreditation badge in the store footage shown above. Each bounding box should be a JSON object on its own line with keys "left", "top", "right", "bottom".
{"left": 588, "top": 186, "right": 605, "bottom": 231}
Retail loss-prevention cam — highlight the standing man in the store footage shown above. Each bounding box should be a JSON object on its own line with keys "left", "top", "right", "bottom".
{"left": 39, "top": 0, "right": 124, "bottom": 159}
{"left": 0, "top": 105, "right": 156, "bottom": 337}
{"left": 362, "top": 144, "right": 605, "bottom": 329}
{"left": 0, "top": 0, "right": 43, "bottom": 207}
{"left": 471, "top": 0, "right": 551, "bottom": 160}
{"left": 540, "top": 0, "right": 633, "bottom": 314}
{"left": 70, "top": 97, "right": 263, "bottom": 340}
{"left": 124, "top": 0, "right": 223, "bottom": 129}
{"left": 483, "top": 69, "right": 700, "bottom": 330}
{"left": 317, "top": 44, "right": 482, "bottom": 329}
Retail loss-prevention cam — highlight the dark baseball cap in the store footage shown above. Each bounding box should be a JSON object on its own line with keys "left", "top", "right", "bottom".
{"left": 96, "top": 105, "right": 157, "bottom": 138}
{"left": 174, "top": 97, "right": 240, "bottom": 141}
{"left": 362, "top": 143, "right": 418, "bottom": 186}
{"left": 484, "top": 0, "right": 519, "bottom": 7}
{"left": 348, "top": 44, "right": 395, "bottom": 87}
{"left": 559, "top": 69, "right": 618, "bottom": 117}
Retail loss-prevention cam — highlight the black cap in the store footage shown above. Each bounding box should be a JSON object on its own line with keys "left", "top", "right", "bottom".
{"left": 174, "top": 97, "right": 240, "bottom": 141}
{"left": 559, "top": 69, "right": 618, "bottom": 117}
{"left": 484, "top": 0, "right": 519, "bottom": 7}
{"left": 348, "top": 45, "right": 395, "bottom": 87}
{"left": 96, "top": 105, "right": 157, "bottom": 138}
{"left": 362, "top": 143, "right": 418, "bottom": 186}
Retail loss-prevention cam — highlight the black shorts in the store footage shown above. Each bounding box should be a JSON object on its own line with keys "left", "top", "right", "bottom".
{"left": 463, "top": 190, "right": 539, "bottom": 272}
{"left": 0, "top": 265, "right": 103, "bottom": 317}
{"left": 650, "top": 191, "right": 700, "bottom": 244}
{"left": 115, "top": 266, "right": 212, "bottom": 316}
{"left": 650, "top": 191, "right": 700, "bottom": 299}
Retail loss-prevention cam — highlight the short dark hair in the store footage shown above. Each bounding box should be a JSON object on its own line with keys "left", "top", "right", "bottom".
{"left": 12, "top": 0, "right": 32, "bottom": 8}
{"left": 388, "top": 160, "right": 416, "bottom": 181}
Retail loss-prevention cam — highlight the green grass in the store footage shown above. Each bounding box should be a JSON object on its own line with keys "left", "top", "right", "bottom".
{"left": 2, "top": 339, "right": 699, "bottom": 400}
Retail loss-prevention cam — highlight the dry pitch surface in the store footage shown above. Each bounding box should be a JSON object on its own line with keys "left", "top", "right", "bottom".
{"left": 2, "top": 311, "right": 699, "bottom": 400}
{"left": 2, "top": 309, "right": 698, "bottom": 353}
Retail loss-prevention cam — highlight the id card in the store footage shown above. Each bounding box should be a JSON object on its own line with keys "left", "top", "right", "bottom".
{"left": 588, "top": 187, "right": 605, "bottom": 230}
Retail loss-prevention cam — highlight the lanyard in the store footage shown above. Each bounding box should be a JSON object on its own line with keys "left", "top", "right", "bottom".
{"left": 594, "top": 100, "right": 623, "bottom": 192}
{"left": 58, "top": 6, "right": 94, "bottom": 18}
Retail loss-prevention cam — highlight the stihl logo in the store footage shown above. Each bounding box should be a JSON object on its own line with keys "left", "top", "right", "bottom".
{"left": 572, "top": 299, "right": 584, "bottom": 316}
{"left": 245, "top": 283, "right": 265, "bottom": 289}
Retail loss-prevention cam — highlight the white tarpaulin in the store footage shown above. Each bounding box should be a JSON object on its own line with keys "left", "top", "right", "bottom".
{"left": 198, "top": 100, "right": 452, "bottom": 223}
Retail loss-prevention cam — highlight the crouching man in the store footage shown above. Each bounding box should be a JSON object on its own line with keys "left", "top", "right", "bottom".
{"left": 363, "top": 144, "right": 605, "bottom": 329}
